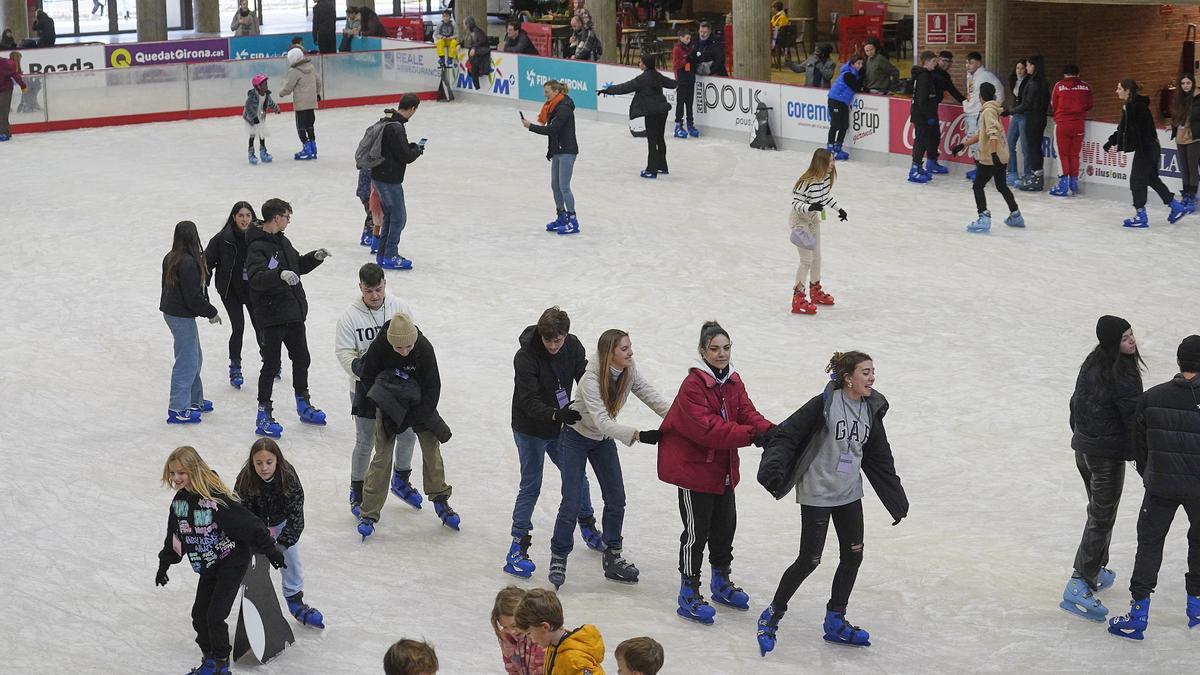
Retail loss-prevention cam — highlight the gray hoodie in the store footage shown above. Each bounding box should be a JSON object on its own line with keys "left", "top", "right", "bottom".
{"left": 795, "top": 381, "right": 884, "bottom": 506}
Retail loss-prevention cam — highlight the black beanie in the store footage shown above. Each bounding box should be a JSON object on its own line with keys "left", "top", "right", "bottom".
{"left": 1095, "top": 315, "right": 1131, "bottom": 353}
{"left": 1178, "top": 335, "right": 1200, "bottom": 371}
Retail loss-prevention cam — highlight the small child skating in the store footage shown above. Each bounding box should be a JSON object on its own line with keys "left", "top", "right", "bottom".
{"left": 789, "top": 148, "right": 846, "bottom": 315}
{"left": 492, "top": 586, "right": 546, "bottom": 675}
{"left": 615, "top": 637, "right": 664, "bottom": 675}
{"left": 950, "top": 81, "right": 1025, "bottom": 232}
{"left": 243, "top": 73, "right": 280, "bottom": 165}
{"left": 356, "top": 168, "right": 375, "bottom": 248}
{"left": 156, "top": 446, "right": 286, "bottom": 675}
{"left": 279, "top": 41, "right": 323, "bottom": 161}
{"left": 514, "top": 588, "right": 605, "bottom": 675}
{"left": 234, "top": 438, "right": 325, "bottom": 630}
{"left": 434, "top": 10, "right": 458, "bottom": 68}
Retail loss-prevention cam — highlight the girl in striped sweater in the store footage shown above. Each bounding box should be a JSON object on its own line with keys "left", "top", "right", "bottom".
{"left": 789, "top": 148, "right": 847, "bottom": 315}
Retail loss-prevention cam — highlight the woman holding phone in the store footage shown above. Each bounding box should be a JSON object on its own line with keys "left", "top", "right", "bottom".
{"left": 521, "top": 80, "right": 580, "bottom": 235}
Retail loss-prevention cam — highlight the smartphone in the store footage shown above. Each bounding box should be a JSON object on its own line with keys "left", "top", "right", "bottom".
{"left": 418, "top": 137, "right": 428, "bottom": 146}
{"left": 519, "top": 111, "right": 525, "bottom": 120}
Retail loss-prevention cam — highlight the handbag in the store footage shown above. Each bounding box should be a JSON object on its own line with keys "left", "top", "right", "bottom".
{"left": 1178, "top": 123, "right": 1194, "bottom": 144}
{"left": 789, "top": 226, "right": 816, "bottom": 250}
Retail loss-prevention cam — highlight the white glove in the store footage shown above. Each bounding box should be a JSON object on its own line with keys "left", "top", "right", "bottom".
{"left": 313, "top": 248, "right": 332, "bottom": 261}
{"left": 209, "top": 314, "right": 223, "bottom": 325}
{"left": 280, "top": 270, "right": 300, "bottom": 286}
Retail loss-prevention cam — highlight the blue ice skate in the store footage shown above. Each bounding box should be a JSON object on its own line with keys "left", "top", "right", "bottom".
{"left": 965, "top": 168, "right": 977, "bottom": 181}
{"left": 378, "top": 255, "right": 413, "bottom": 270}
{"left": 286, "top": 592, "right": 325, "bottom": 629}
{"left": 248, "top": 149, "right": 258, "bottom": 165}
{"left": 967, "top": 210, "right": 991, "bottom": 233}
{"left": 357, "top": 516, "right": 375, "bottom": 541}
{"left": 433, "top": 496, "right": 461, "bottom": 530}
{"left": 1060, "top": 577, "right": 1107, "bottom": 622}
{"left": 1095, "top": 567, "right": 1116, "bottom": 592}
{"left": 674, "top": 122, "right": 687, "bottom": 138}
{"left": 1005, "top": 211, "right": 1026, "bottom": 228}
{"left": 191, "top": 399, "right": 214, "bottom": 413}
{"left": 1188, "top": 595, "right": 1200, "bottom": 628}
{"left": 307, "top": 140, "right": 318, "bottom": 159}
{"left": 832, "top": 143, "right": 849, "bottom": 161}
{"left": 677, "top": 575, "right": 716, "bottom": 625}
{"left": 710, "top": 567, "right": 750, "bottom": 610}
{"left": 167, "top": 409, "right": 203, "bottom": 424}
{"left": 349, "top": 483, "right": 362, "bottom": 516}
{"left": 925, "top": 158, "right": 949, "bottom": 174}
{"left": 1049, "top": 175, "right": 1071, "bottom": 196}
{"left": 687, "top": 123, "right": 700, "bottom": 137}
{"left": 504, "top": 535, "right": 536, "bottom": 578}
{"left": 546, "top": 211, "right": 566, "bottom": 232}
{"left": 390, "top": 470, "right": 424, "bottom": 509}
{"left": 1007, "top": 171, "right": 1019, "bottom": 187}
{"left": 185, "top": 656, "right": 220, "bottom": 674}
{"left": 1168, "top": 198, "right": 1188, "bottom": 223}
{"left": 259, "top": 148, "right": 273, "bottom": 163}
{"left": 296, "top": 395, "right": 326, "bottom": 425}
{"left": 359, "top": 227, "right": 373, "bottom": 246}
{"left": 1108, "top": 598, "right": 1149, "bottom": 640}
{"left": 293, "top": 143, "right": 314, "bottom": 161}
{"left": 823, "top": 609, "right": 870, "bottom": 647}
{"left": 255, "top": 405, "right": 283, "bottom": 438}
{"left": 756, "top": 605, "right": 783, "bottom": 656}
{"left": 1122, "top": 208, "right": 1149, "bottom": 229}
{"left": 557, "top": 213, "right": 580, "bottom": 235}
{"left": 640, "top": 170, "right": 658, "bottom": 179}
{"left": 578, "top": 515, "right": 605, "bottom": 551}
{"left": 1068, "top": 176, "right": 1079, "bottom": 195}
{"left": 229, "top": 361, "right": 243, "bottom": 389}
{"left": 907, "top": 164, "right": 931, "bottom": 183}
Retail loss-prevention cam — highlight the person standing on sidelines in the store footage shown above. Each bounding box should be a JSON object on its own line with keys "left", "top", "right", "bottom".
{"left": 522, "top": 81, "right": 580, "bottom": 235}
{"left": 312, "top": 0, "right": 336, "bottom": 53}
{"left": 1171, "top": 73, "right": 1200, "bottom": 213}
{"left": 1013, "top": 55, "right": 1050, "bottom": 192}
{"left": 0, "top": 51, "right": 27, "bottom": 142}
{"left": 907, "top": 51, "right": 940, "bottom": 184}
{"left": 373, "top": 94, "right": 425, "bottom": 270}
{"left": 672, "top": 30, "right": 697, "bottom": 138}
{"left": 599, "top": 55, "right": 677, "bottom": 179}
{"left": 1104, "top": 79, "right": 1187, "bottom": 228}
{"left": 1006, "top": 60, "right": 1030, "bottom": 187}
{"left": 962, "top": 52, "right": 1003, "bottom": 182}
{"left": 826, "top": 53, "right": 864, "bottom": 161}
{"left": 1049, "top": 64, "right": 1093, "bottom": 197}
{"left": 334, "top": 262, "right": 421, "bottom": 518}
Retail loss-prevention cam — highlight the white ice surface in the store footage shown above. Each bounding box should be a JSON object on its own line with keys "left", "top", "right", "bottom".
{"left": 2, "top": 102, "right": 1198, "bottom": 674}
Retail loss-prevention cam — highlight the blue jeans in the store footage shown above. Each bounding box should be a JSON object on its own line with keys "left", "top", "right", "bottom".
{"left": 373, "top": 179, "right": 407, "bottom": 258}
{"left": 1007, "top": 113, "right": 1027, "bottom": 179}
{"left": 269, "top": 521, "right": 304, "bottom": 597}
{"left": 550, "top": 427, "right": 625, "bottom": 556}
{"left": 511, "top": 431, "right": 594, "bottom": 539}
{"left": 550, "top": 154, "right": 577, "bottom": 212}
{"left": 164, "top": 313, "right": 203, "bottom": 411}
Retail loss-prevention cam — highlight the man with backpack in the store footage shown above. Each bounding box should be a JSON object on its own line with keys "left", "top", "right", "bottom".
{"left": 359, "top": 94, "right": 424, "bottom": 271}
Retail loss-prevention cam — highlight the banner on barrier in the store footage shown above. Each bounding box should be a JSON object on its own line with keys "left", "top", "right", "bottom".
{"left": 595, "top": 63, "right": 676, "bottom": 116}
{"left": 383, "top": 47, "right": 439, "bottom": 80}
{"left": 693, "top": 76, "right": 781, "bottom": 136}
{"left": 518, "top": 56, "right": 596, "bottom": 109}
{"left": 453, "top": 52, "right": 520, "bottom": 98}
{"left": 888, "top": 98, "right": 985, "bottom": 165}
{"left": 1077, "top": 122, "right": 1181, "bottom": 189}
{"left": 230, "top": 34, "right": 317, "bottom": 60}
{"left": 107, "top": 38, "right": 229, "bottom": 68}
{"left": 1, "top": 45, "right": 106, "bottom": 73}
{"left": 777, "top": 86, "right": 887, "bottom": 152}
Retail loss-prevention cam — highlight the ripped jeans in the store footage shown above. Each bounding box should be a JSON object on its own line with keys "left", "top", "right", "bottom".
{"left": 770, "top": 499, "right": 864, "bottom": 613}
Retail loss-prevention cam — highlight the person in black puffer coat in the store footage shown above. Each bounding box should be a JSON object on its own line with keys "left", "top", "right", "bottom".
{"left": 244, "top": 198, "right": 330, "bottom": 436}
{"left": 1060, "top": 315, "right": 1144, "bottom": 618}
{"left": 523, "top": 81, "right": 580, "bottom": 234}
{"left": 1113, "top": 335, "right": 1200, "bottom": 635}
{"left": 1008, "top": 55, "right": 1049, "bottom": 191}
{"left": 907, "top": 51, "right": 940, "bottom": 182}
{"left": 463, "top": 16, "right": 492, "bottom": 90}
{"left": 599, "top": 55, "right": 677, "bottom": 178}
{"left": 205, "top": 201, "right": 262, "bottom": 390}
{"left": 1104, "top": 78, "right": 1186, "bottom": 227}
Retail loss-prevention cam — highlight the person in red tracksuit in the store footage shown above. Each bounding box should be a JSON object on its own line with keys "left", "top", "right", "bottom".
{"left": 1049, "top": 64, "right": 1093, "bottom": 197}
{"left": 658, "top": 321, "right": 775, "bottom": 626}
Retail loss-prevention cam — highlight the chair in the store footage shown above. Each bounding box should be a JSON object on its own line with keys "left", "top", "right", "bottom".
{"left": 772, "top": 24, "right": 799, "bottom": 69}
{"left": 886, "top": 16, "right": 913, "bottom": 59}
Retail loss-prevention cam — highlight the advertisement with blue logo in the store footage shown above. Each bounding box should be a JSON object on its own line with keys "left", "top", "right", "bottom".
{"left": 453, "top": 52, "right": 520, "bottom": 99}
{"left": 230, "top": 34, "right": 318, "bottom": 60}
{"left": 518, "top": 56, "right": 596, "bottom": 110}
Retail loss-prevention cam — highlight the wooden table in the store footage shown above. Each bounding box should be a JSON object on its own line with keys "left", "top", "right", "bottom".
{"left": 621, "top": 27, "right": 647, "bottom": 64}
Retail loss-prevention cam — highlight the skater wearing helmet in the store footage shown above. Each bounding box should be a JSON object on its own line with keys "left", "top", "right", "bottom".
{"left": 1104, "top": 79, "right": 1188, "bottom": 228}
{"left": 1060, "top": 316, "right": 1144, "bottom": 623}
{"left": 756, "top": 351, "right": 908, "bottom": 655}
{"left": 243, "top": 74, "right": 280, "bottom": 165}
{"left": 788, "top": 148, "right": 846, "bottom": 315}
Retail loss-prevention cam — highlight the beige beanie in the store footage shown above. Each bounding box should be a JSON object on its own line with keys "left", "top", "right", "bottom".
{"left": 386, "top": 313, "right": 418, "bottom": 348}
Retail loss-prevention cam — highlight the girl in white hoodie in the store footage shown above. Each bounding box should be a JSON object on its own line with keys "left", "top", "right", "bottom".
{"left": 547, "top": 328, "right": 670, "bottom": 590}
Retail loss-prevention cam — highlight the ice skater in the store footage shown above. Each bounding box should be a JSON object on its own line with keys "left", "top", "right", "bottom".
{"left": 245, "top": 198, "right": 331, "bottom": 437}
{"left": 1048, "top": 64, "right": 1092, "bottom": 197}
{"left": 1108, "top": 335, "right": 1200, "bottom": 639}
{"left": 598, "top": 55, "right": 677, "bottom": 179}
{"left": 0, "top": 50, "right": 28, "bottom": 141}
{"left": 788, "top": 148, "right": 845, "bottom": 315}
{"left": 671, "top": 30, "right": 697, "bottom": 138}
{"left": 826, "top": 53, "right": 864, "bottom": 160}
{"left": 1170, "top": 73, "right": 1199, "bottom": 213}
{"left": 962, "top": 51, "right": 1003, "bottom": 181}
{"left": 156, "top": 446, "right": 286, "bottom": 675}
{"left": 658, "top": 321, "right": 775, "bottom": 625}
{"left": 161, "top": 220, "right": 221, "bottom": 424}
{"left": 548, "top": 329, "right": 671, "bottom": 589}
{"left": 950, "top": 82, "right": 1025, "bottom": 232}
{"left": 205, "top": 202, "right": 262, "bottom": 390}
{"left": 756, "top": 351, "right": 908, "bottom": 655}
{"left": 1060, "top": 316, "right": 1144, "bottom": 622}
{"left": 521, "top": 81, "right": 581, "bottom": 235}
{"left": 279, "top": 43, "right": 322, "bottom": 160}
{"left": 242, "top": 74, "right": 280, "bottom": 165}
{"left": 234, "top": 438, "right": 324, "bottom": 630}
{"left": 1103, "top": 79, "right": 1187, "bottom": 228}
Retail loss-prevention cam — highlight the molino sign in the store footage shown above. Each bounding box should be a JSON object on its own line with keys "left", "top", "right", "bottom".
{"left": 1, "top": 45, "right": 105, "bottom": 72}
{"left": 518, "top": 56, "right": 595, "bottom": 109}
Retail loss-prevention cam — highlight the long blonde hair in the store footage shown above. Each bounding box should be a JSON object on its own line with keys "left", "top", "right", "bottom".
{"left": 490, "top": 585, "right": 527, "bottom": 638}
{"left": 161, "top": 446, "right": 236, "bottom": 506}
{"left": 597, "top": 329, "right": 632, "bottom": 418}
{"left": 793, "top": 147, "right": 837, "bottom": 191}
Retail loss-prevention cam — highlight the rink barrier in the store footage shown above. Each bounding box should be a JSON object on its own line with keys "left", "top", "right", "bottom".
{"left": 9, "top": 45, "right": 441, "bottom": 135}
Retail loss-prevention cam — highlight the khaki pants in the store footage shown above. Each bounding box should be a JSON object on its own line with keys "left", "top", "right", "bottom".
{"left": 791, "top": 210, "right": 822, "bottom": 290}
{"left": 360, "top": 415, "right": 451, "bottom": 521}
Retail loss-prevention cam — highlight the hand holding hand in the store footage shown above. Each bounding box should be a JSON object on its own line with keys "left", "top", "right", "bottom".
{"left": 209, "top": 313, "right": 223, "bottom": 325}
{"left": 552, "top": 407, "right": 582, "bottom": 424}
{"left": 950, "top": 143, "right": 965, "bottom": 155}
{"left": 313, "top": 248, "right": 331, "bottom": 261}
{"left": 280, "top": 270, "right": 300, "bottom": 286}
{"left": 837, "top": 208, "right": 848, "bottom": 222}
{"left": 637, "top": 429, "right": 661, "bottom": 445}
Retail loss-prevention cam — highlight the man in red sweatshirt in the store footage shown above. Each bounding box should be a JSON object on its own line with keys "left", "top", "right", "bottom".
{"left": 1049, "top": 64, "right": 1093, "bottom": 197}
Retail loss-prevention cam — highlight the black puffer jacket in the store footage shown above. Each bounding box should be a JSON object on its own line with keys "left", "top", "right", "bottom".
{"left": 932, "top": 66, "right": 965, "bottom": 103}
{"left": 371, "top": 114, "right": 424, "bottom": 184}
{"left": 909, "top": 65, "right": 939, "bottom": 123}
{"left": 356, "top": 323, "right": 441, "bottom": 429}
{"left": 511, "top": 325, "right": 587, "bottom": 440}
{"left": 205, "top": 221, "right": 252, "bottom": 300}
{"left": 240, "top": 470, "right": 305, "bottom": 548}
{"left": 528, "top": 95, "right": 579, "bottom": 159}
{"left": 160, "top": 255, "right": 219, "bottom": 319}
{"left": 1069, "top": 359, "right": 1142, "bottom": 459}
{"left": 1133, "top": 374, "right": 1200, "bottom": 500}
{"left": 603, "top": 69, "right": 676, "bottom": 119}
{"left": 244, "top": 226, "right": 323, "bottom": 328}
{"left": 693, "top": 35, "right": 726, "bottom": 76}
{"left": 1107, "top": 95, "right": 1159, "bottom": 154}
{"left": 1010, "top": 58, "right": 1049, "bottom": 120}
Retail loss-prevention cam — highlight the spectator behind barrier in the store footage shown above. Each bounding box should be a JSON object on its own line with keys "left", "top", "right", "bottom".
{"left": 862, "top": 38, "right": 899, "bottom": 94}
{"left": 501, "top": 20, "right": 539, "bottom": 55}
{"left": 568, "top": 15, "right": 600, "bottom": 61}
{"left": 231, "top": 0, "right": 260, "bottom": 36}
{"left": 786, "top": 43, "right": 835, "bottom": 88}
{"left": 32, "top": 10, "right": 55, "bottom": 47}
{"left": 0, "top": 28, "right": 16, "bottom": 49}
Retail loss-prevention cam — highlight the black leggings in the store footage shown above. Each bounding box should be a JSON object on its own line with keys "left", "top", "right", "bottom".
{"left": 257, "top": 321, "right": 311, "bottom": 405}
{"left": 1025, "top": 115, "right": 1047, "bottom": 172}
{"left": 771, "top": 499, "right": 864, "bottom": 613}
{"left": 644, "top": 113, "right": 668, "bottom": 173}
{"left": 219, "top": 289, "right": 260, "bottom": 363}
{"left": 191, "top": 558, "right": 250, "bottom": 660}
{"left": 827, "top": 100, "right": 850, "bottom": 145}
{"left": 294, "top": 109, "right": 316, "bottom": 143}
{"left": 972, "top": 162, "right": 1019, "bottom": 214}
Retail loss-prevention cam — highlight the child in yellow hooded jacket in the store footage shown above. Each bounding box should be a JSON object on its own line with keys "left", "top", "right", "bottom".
{"left": 515, "top": 588, "right": 606, "bottom": 675}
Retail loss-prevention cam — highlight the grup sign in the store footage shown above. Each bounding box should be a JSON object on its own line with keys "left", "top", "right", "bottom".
{"left": 693, "top": 76, "right": 781, "bottom": 135}
{"left": 518, "top": 55, "right": 595, "bottom": 109}
{"left": 777, "top": 85, "right": 887, "bottom": 152}
{"left": 1, "top": 45, "right": 106, "bottom": 73}
{"left": 106, "top": 38, "right": 229, "bottom": 68}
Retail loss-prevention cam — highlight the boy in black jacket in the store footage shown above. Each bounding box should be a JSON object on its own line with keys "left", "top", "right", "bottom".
{"left": 922, "top": 51, "right": 965, "bottom": 175}
{"left": 356, "top": 312, "right": 460, "bottom": 537}
{"left": 371, "top": 94, "right": 424, "bottom": 270}
{"left": 907, "top": 51, "right": 940, "bottom": 184}
{"left": 245, "top": 198, "right": 331, "bottom": 438}
{"left": 1109, "top": 336, "right": 1200, "bottom": 639}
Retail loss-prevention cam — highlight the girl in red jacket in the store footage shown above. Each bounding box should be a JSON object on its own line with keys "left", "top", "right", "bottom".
{"left": 659, "top": 321, "right": 775, "bottom": 625}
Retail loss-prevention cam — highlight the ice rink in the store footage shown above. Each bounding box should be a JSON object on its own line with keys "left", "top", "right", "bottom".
{"left": 3, "top": 100, "right": 1198, "bottom": 673}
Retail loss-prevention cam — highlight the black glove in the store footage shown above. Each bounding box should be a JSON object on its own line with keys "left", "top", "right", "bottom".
{"left": 266, "top": 546, "right": 288, "bottom": 570}
{"left": 808, "top": 202, "right": 824, "bottom": 213}
{"left": 991, "top": 153, "right": 1002, "bottom": 167}
{"left": 553, "top": 407, "right": 582, "bottom": 425}
{"left": 597, "top": 88, "right": 609, "bottom": 95}
{"left": 837, "top": 208, "right": 848, "bottom": 222}
{"left": 1103, "top": 142, "right": 1114, "bottom": 153}
{"left": 155, "top": 565, "right": 169, "bottom": 587}
{"left": 891, "top": 516, "right": 904, "bottom": 526}
{"left": 950, "top": 143, "right": 964, "bottom": 155}
{"left": 251, "top": 116, "right": 260, "bottom": 125}
{"left": 999, "top": 110, "right": 1011, "bottom": 118}
{"left": 638, "top": 429, "right": 661, "bottom": 445}
{"left": 752, "top": 430, "right": 772, "bottom": 448}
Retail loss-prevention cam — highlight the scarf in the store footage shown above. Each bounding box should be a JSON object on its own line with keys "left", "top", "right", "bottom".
{"left": 538, "top": 92, "right": 565, "bottom": 125}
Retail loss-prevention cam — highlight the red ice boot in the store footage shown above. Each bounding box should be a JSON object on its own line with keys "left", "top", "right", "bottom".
{"left": 791, "top": 289, "right": 817, "bottom": 315}
{"left": 809, "top": 281, "right": 835, "bottom": 306}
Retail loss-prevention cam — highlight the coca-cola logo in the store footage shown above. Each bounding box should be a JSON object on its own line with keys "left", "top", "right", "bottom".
{"left": 898, "top": 112, "right": 969, "bottom": 154}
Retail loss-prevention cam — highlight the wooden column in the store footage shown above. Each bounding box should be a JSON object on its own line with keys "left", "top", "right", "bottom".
{"left": 195, "top": 0, "right": 220, "bottom": 33}
{"left": 733, "top": 0, "right": 770, "bottom": 80}
{"left": 3, "top": 0, "right": 29, "bottom": 42}
{"left": 458, "top": 0, "right": 488, "bottom": 48}
{"left": 593, "top": 0, "right": 616, "bottom": 64}
{"left": 985, "top": 0, "right": 1006, "bottom": 76}
{"left": 137, "top": 0, "right": 168, "bottom": 41}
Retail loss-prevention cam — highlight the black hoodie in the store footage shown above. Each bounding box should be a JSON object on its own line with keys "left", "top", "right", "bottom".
{"left": 371, "top": 112, "right": 424, "bottom": 185}
{"left": 1133, "top": 373, "right": 1200, "bottom": 500}
{"left": 1108, "top": 94, "right": 1159, "bottom": 154}
{"left": 528, "top": 95, "right": 579, "bottom": 159}
{"left": 244, "top": 226, "right": 323, "bottom": 328}
{"left": 909, "top": 65, "right": 939, "bottom": 123}
{"left": 511, "top": 325, "right": 587, "bottom": 440}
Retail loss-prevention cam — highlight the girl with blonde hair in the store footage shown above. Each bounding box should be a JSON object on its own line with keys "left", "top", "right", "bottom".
{"left": 788, "top": 149, "right": 846, "bottom": 315}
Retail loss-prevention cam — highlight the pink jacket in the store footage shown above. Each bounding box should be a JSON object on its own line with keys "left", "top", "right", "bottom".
{"left": 0, "top": 57, "right": 26, "bottom": 94}
{"left": 498, "top": 631, "right": 546, "bottom": 675}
